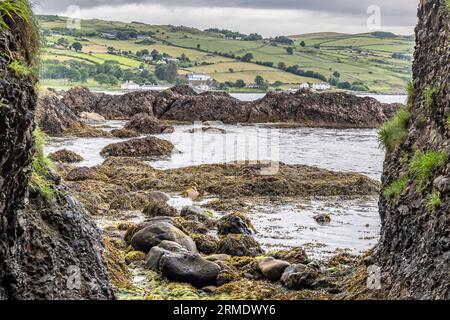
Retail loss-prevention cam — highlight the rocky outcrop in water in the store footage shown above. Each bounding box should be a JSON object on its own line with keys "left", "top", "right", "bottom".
{"left": 377, "top": 0, "right": 450, "bottom": 299}
{"left": 40, "top": 85, "right": 400, "bottom": 129}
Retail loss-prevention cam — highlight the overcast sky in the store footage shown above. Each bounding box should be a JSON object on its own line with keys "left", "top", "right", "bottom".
{"left": 34, "top": 0, "right": 419, "bottom": 36}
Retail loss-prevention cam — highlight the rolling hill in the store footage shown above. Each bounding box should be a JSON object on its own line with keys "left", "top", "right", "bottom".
{"left": 37, "top": 15, "right": 414, "bottom": 93}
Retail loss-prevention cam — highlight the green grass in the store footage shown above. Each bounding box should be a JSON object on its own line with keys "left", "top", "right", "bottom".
{"left": 384, "top": 175, "right": 409, "bottom": 198}
{"left": 426, "top": 192, "right": 442, "bottom": 212}
{"left": 409, "top": 150, "right": 448, "bottom": 191}
{"left": 406, "top": 80, "right": 414, "bottom": 106}
{"left": 30, "top": 128, "right": 54, "bottom": 200}
{"left": 378, "top": 106, "right": 410, "bottom": 151}
{"left": 37, "top": 15, "right": 414, "bottom": 93}
{"left": 9, "top": 60, "right": 32, "bottom": 77}
{"left": 423, "top": 87, "right": 437, "bottom": 110}
{"left": 0, "top": 0, "right": 30, "bottom": 29}
{"left": 446, "top": 0, "right": 450, "bottom": 11}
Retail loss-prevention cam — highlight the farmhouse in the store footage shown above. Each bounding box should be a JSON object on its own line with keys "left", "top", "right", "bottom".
{"left": 312, "top": 83, "right": 331, "bottom": 91}
{"left": 186, "top": 73, "right": 211, "bottom": 81}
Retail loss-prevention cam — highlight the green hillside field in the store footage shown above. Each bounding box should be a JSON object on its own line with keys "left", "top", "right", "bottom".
{"left": 37, "top": 15, "right": 414, "bottom": 93}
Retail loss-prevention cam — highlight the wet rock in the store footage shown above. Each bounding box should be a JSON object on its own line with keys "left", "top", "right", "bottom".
{"left": 160, "top": 252, "right": 221, "bottom": 288}
{"left": 205, "top": 254, "right": 231, "bottom": 262}
{"left": 217, "top": 234, "right": 263, "bottom": 257}
{"left": 100, "top": 136, "right": 174, "bottom": 158}
{"left": 313, "top": 213, "right": 331, "bottom": 224}
{"left": 110, "top": 128, "right": 139, "bottom": 139}
{"left": 188, "top": 127, "right": 227, "bottom": 134}
{"left": 175, "top": 218, "right": 209, "bottom": 235}
{"left": 182, "top": 187, "right": 200, "bottom": 200}
{"left": 180, "top": 205, "right": 214, "bottom": 226}
{"left": 217, "top": 212, "right": 254, "bottom": 236}
{"left": 191, "top": 234, "right": 219, "bottom": 255}
{"left": 48, "top": 149, "right": 84, "bottom": 163}
{"left": 280, "top": 264, "right": 319, "bottom": 290}
{"left": 64, "top": 123, "right": 112, "bottom": 138}
{"left": 143, "top": 200, "right": 178, "bottom": 218}
{"left": 66, "top": 166, "right": 97, "bottom": 181}
{"left": 79, "top": 111, "right": 106, "bottom": 123}
{"left": 273, "top": 247, "right": 309, "bottom": 265}
{"left": 124, "top": 113, "right": 174, "bottom": 134}
{"left": 131, "top": 222, "right": 197, "bottom": 253}
{"left": 146, "top": 191, "right": 171, "bottom": 202}
{"left": 258, "top": 257, "right": 291, "bottom": 282}
{"left": 145, "top": 240, "right": 188, "bottom": 271}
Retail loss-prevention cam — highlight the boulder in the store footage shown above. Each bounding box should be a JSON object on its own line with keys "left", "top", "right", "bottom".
{"left": 110, "top": 128, "right": 139, "bottom": 139}
{"left": 217, "top": 234, "right": 263, "bottom": 257}
{"left": 160, "top": 252, "right": 221, "bottom": 288}
{"left": 280, "top": 264, "right": 319, "bottom": 290}
{"left": 48, "top": 149, "right": 83, "bottom": 163}
{"left": 273, "top": 247, "right": 309, "bottom": 265}
{"left": 79, "top": 112, "right": 106, "bottom": 123}
{"left": 66, "top": 166, "right": 97, "bottom": 181}
{"left": 143, "top": 200, "right": 178, "bottom": 218}
{"left": 146, "top": 191, "right": 170, "bottom": 202}
{"left": 258, "top": 257, "right": 290, "bottom": 281}
{"left": 313, "top": 213, "right": 331, "bottom": 224}
{"left": 217, "top": 212, "right": 254, "bottom": 236}
{"left": 100, "top": 136, "right": 174, "bottom": 158}
{"left": 145, "top": 240, "right": 188, "bottom": 271}
{"left": 131, "top": 222, "right": 197, "bottom": 253}
{"left": 180, "top": 206, "right": 214, "bottom": 226}
{"left": 124, "top": 113, "right": 174, "bottom": 134}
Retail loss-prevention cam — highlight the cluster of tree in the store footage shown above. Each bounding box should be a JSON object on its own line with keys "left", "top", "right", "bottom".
{"left": 277, "top": 63, "right": 327, "bottom": 82}
{"left": 335, "top": 80, "right": 369, "bottom": 91}
{"left": 270, "top": 36, "right": 294, "bottom": 45}
{"left": 40, "top": 59, "right": 156, "bottom": 85}
{"left": 218, "top": 75, "right": 269, "bottom": 91}
{"left": 205, "top": 28, "right": 263, "bottom": 41}
{"left": 155, "top": 62, "right": 178, "bottom": 82}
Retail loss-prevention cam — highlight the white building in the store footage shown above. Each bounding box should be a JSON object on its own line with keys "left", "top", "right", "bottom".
{"left": 142, "top": 55, "right": 153, "bottom": 63}
{"left": 299, "top": 83, "right": 310, "bottom": 89}
{"left": 186, "top": 73, "right": 211, "bottom": 81}
{"left": 312, "top": 83, "right": 331, "bottom": 91}
{"left": 121, "top": 81, "right": 140, "bottom": 91}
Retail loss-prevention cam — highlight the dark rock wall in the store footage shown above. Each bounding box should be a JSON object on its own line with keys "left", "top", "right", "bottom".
{"left": 0, "top": 15, "right": 114, "bottom": 299}
{"left": 378, "top": 0, "right": 450, "bottom": 299}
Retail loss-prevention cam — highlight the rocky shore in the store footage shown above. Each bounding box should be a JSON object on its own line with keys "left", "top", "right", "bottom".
{"left": 36, "top": 85, "right": 401, "bottom": 136}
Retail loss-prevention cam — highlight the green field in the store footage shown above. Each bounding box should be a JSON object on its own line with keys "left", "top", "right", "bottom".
{"left": 38, "top": 15, "right": 414, "bottom": 93}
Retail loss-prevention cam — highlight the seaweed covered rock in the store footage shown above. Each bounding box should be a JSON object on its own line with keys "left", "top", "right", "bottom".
{"left": 272, "top": 247, "right": 309, "bottom": 265}
{"left": 217, "top": 212, "right": 254, "bottom": 236}
{"left": 191, "top": 234, "right": 219, "bottom": 255}
{"left": 159, "top": 252, "right": 221, "bottom": 288}
{"left": 110, "top": 128, "right": 139, "bottom": 139}
{"left": 217, "top": 234, "right": 263, "bottom": 257}
{"left": 145, "top": 240, "right": 188, "bottom": 271}
{"left": 280, "top": 264, "right": 319, "bottom": 290}
{"left": 100, "top": 136, "right": 174, "bottom": 158}
{"left": 124, "top": 113, "right": 174, "bottom": 134}
{"left": 143, "top": 200, "right": 178, "bottom": 218}
{"left": 131, "top": 222, "right": 197, "bottom": 253}
{"left": 48, "top": 149, "right": 83, "bottom": 163}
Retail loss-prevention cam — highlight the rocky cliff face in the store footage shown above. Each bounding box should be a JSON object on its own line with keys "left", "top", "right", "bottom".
{"left": 378, "top": 0, "right": 450, "bottom": 299}
{"left": 0, "top": 10, "right": 114, "bottom": 299}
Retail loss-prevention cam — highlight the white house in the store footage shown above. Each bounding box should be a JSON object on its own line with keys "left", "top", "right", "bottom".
{"left": 186, "top": 73, "right": 211, "bottom": 81}
{"left": 142, "top": 55, "right": 153, "bottom": 63}
{"left": 121, "top": 81, "right": 140, "bottom": 91}
{"left": 312, "top": 83, "right": 331, "bottom": 91}
{"left": 299, "top": 83, "right": 310, "bottom": 89}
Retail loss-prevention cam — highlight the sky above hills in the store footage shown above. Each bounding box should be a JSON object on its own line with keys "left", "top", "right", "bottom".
{"left": 35, "top": 0, "right": 419, "bottom": 36}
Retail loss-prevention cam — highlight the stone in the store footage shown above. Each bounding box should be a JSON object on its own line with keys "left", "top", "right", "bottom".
{"left": 258, "top": 257, "right": 291, "bottom": 281}
{"left": 131, "top": 222, "right": 197, "bottom": 253}
{"left": 143, "top": 200, "right": 178, "bottom": 218}
{"left": 79, "top": 111, "right": 106, "bottom": 123}
{"left": 100, "top": 136, "right": 174, "bottom": 158}
{"left": 217, "top": 234, "right": 263, "bottom": 257}
{"left": 182, "top": 187, "right": 200, "bottom": 200}
{"left": 146, "top": 191, "right": 171, "bottom": 202}
{"left": 273, "top": 247, "right": 309, "bottom": 265}
{"left": 280, "top": 264, "right": 319, "bottom": 290}
{"left": 180, "top": 205, "right": 214, "bottom": 225}
{"left": 110, "top": 128, "right": 139, "bottom": 139}
{"left": 160, "top": 252, "right": 221, "bottom": 288}
{"left": 191, "top": 234, "right": 219, "bottom": 255}
{"left": 48, "top": 149, "right": 84, "bottom": 163}
{"left": 124, "top": 113, "right": 174, "bottom": 134}
{"left": 313, "top": 213, "right": 331, "bottom": 224}
{"left": 145, "top": 240, "right": 188, "bottom": 271}
{"left": 217, "top": 212, "right": 254, "bottom": 236}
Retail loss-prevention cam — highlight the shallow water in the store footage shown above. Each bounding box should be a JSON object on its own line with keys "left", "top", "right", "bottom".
{"left": 45, "top": 114, "right": 386, "bottom": 256}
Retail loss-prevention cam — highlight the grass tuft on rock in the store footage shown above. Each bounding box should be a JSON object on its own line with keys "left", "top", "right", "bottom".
{"left": 378, "top": 107, "right": 410, "bottom": 151}
{"left": 426, "top": 192, "right": 442, "bottom": 213}
{"left": 384, "top": 175, "right": 409, "bottom": 198}
{"left": 423, "top": 87, "right": 437, "bottom": 110}
{"left": 29, "top": 128, "right": 54, "bottom": 200}
{"left": 9, "top": 60, "right": 32, "bottom": 77}
{"left": 406, "top": 80, "right": 414, "bottom": 106}
{"left": 409, "top": 150, "right": 448, "bottom": 191}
